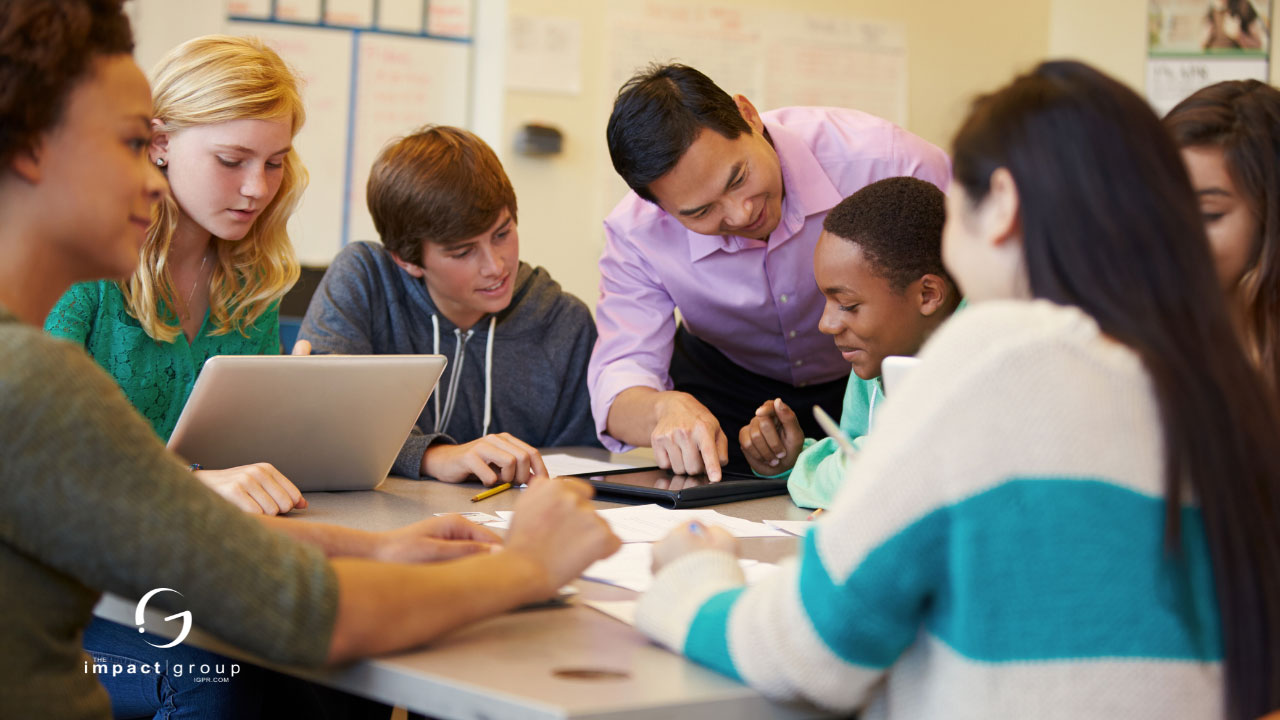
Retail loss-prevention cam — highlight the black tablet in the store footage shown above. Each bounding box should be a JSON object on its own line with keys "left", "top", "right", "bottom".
{"left": 581, "top": 468, "right": 788, "bottom": 508}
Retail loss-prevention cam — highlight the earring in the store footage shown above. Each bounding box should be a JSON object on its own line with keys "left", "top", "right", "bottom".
{"left": 154, "top": 157, "right": 167, "bottom": 168}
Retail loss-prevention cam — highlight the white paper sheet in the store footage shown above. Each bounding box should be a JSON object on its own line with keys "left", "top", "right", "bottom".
{"left": 541, "top": 453, "right": 642, "bottom": 477}
{"left": 763, "top": 519, "right": 815, "bottom": 537}
{"left": 598, "top": 505, "right": 790, "bottom": 542}
{"left": 434, "top": 511, "right": 502, "bottom": 524}
{"left": 495, "top": 505, "right": 788, "bottom": 542}
{"left": 583, "top": 557, "right": 782, "bottom": 626}
{"left": 583, "top": 599, "right": 637, "bottom": 625}
{"left": 582, "top": 543, "right": 775, "bottom": 593}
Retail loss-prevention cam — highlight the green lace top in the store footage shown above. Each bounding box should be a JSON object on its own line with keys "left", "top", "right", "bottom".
{"left": 44, "top": 280, "right": 281, "bottom": 441}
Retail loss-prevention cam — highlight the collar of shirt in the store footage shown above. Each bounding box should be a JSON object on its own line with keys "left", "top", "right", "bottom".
{"left": 686, "top": 117, "right": 844, "bottom": 263}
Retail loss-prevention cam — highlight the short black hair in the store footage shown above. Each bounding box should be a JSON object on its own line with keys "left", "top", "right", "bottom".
{"left": 823, "top": 176, "right": 952, "bottom": 293}
{"left": 606, "top": 63, "right": 751, "bottom": 203}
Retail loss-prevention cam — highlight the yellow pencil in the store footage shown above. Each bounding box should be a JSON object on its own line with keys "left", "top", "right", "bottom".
{"left": 470, "top": 482, "right": 513, "bottom": 502}
{"left": 806, "top": 508, "right": 825, "bottom": 521}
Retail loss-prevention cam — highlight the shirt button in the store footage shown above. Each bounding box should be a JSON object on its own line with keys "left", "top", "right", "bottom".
{"left": 789, "top": 330, "right": 797, "bottom": 338}
{"left": 779, "top": 294, "right": 789, "bottom": 303}
{"left": 794, "top": 360, "right": 803, "bottom": 367}
{"left": 799, "top": 382, "right": 808, "bottom": 387}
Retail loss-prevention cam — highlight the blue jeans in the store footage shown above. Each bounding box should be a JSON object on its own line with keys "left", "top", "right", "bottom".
{"left": 85, "top": 617, "right": 392, "bottom": 719}
{"left": 84, "top": 617, "right": 264, "bottom": 720}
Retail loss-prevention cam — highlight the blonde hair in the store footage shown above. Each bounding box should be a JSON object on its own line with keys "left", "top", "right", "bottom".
{"left": 122, "top": 35, "right": 305, "bottom": 342}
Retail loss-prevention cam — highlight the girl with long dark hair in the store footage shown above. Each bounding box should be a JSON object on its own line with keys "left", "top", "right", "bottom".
{"left": 633, "top": 60, "right": 1280, "bottom": 720}
{"left": 1165, "top": 80, "right": 1280, "bottom": 399}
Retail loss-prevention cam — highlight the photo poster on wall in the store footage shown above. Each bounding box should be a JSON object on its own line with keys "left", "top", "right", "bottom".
{"left": 600, "top": 0, "right": 908, "bottom": 228}
{"left": 226, "top": 0, "right": 473, "bottom": 266}
{"left": 1146, "top": 0, "right": 1271, "bottom": 116}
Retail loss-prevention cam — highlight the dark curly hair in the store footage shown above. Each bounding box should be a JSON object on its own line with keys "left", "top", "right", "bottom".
{"left": 822, "top": 176, "right": 952, "bottom": 293}
{"left": 0, "top": 0, "right": 133, "bottom": 168}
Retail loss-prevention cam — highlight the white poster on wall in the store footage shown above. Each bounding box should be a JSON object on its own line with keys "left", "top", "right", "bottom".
{"left": 606, "top": 1, "right": 906, "bottom": 122}
{"left": 1146, "top": 0, "right": 1271, "bottom": 115}
{"left": 507, "top": 15, "right": 583, "bottom": 95}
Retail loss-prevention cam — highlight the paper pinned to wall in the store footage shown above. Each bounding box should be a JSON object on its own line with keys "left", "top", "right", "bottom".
{"left": 228, "top": 22, "right": 354, "bottom": 266}
{"left": 1145, "top": 0, "right": 1271, "bottom": 115}
{"left": 606, "top": 2, "right": 762, "bottom": 105}
{"left": 275, "top": 0, "right": 322, "bottom": 24}
{"left": 605, "top": 0, "right": 907, "bottom": 124}
{"left": 227, "top": 0, "right": 272, "bottom": 20}
{"left": 428, "top": 0, "right": 473, "bottom": 38}
{"left": 346, "top": 33, "right": 471, "bottom": 245}
{"left": 763, "top": 11, "right": 908, "bottom": 128}
{"left": 507, "top": 15, "right": 583, "bottom": 95}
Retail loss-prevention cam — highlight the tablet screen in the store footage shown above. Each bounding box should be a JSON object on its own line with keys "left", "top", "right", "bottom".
{"left": 586, "top": 469, "right": 716, "bottom": 490}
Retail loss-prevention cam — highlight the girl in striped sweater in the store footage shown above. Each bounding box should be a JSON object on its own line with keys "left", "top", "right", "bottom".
{"left": 635, "top": 61, "right": 1280, "bottom": 720}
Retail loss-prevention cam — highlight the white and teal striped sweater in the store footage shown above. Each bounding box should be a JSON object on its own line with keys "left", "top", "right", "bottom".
{"left": 637, "top": 300, "right": 1222, "bottom": 718}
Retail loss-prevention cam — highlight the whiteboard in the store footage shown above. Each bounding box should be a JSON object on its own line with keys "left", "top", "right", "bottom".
{"left": 215, "top": 3, "right": 473, "bottom": 264}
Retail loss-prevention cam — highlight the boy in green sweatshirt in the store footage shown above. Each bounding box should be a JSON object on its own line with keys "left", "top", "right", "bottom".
{"left": 739, "top": 176, "right": 962, "bottom": 508}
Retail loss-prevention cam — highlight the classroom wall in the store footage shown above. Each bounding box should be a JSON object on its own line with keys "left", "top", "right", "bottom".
{"left": 126, "top": 1, "right": 1278, "bottom": 317}
{"left": 503, "top": 0, "right": 1053, "bottom": 314}
{"left": 1048, "top": 0, "right": 1280, "bottom": 91}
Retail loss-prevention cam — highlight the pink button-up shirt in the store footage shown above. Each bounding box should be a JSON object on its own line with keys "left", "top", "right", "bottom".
{"left": 589, "top": 106, "right": 951, "bottom": 450}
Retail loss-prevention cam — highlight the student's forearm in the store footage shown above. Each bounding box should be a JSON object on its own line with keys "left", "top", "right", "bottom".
{"left": 258, "top": 516, "right": 378, "bottom": 558}
{"left": 325, "top": 550, "right": 549, "bottom": 663}
{"left": 605, "top": 386, "right": 664, "bottom": 446}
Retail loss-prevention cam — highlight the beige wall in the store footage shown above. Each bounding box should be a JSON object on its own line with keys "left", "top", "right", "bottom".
{"left": 504, "top": 0, "right": 1053, "bottom": 312}
{"left": 1048, "top": 0, "right": 1280, "bottom": 91}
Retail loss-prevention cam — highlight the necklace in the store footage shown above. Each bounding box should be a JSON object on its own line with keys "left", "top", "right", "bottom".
{"left": 179, "top": 253, "right": 210, "bottom": 321}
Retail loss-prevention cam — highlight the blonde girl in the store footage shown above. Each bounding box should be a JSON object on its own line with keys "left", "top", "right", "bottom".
{"left": 46, "top": 35, "right": 307, "bottom": 516}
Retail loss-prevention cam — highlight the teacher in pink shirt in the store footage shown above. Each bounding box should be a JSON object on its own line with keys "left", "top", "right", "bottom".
{"left": 589, "top": 63, "right": 950, "bottom": 479}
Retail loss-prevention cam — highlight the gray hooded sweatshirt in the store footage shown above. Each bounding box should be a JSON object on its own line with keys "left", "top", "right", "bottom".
{"left": 298, "top": 241, "right": 600, "bottom": 479}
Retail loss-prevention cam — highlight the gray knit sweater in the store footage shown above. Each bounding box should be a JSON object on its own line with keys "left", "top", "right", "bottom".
{"left": 0, "top": 306, "right": 337, "bottom": 719}
{"left": 299, "top": 242, "right": 600, "bottom": 479}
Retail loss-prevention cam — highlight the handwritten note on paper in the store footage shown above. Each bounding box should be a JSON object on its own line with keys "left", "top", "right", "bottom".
{"left": 227, "top": 0, "right": 272, "bottom": 19}
{"left": 346, "top": 32, "right": 469, "bottom": 245}
{"left": 426, "top": 0, "right": 472, "bottom": 38}
{"left": 228, "top": 22, "right": 353, "bottom": 265}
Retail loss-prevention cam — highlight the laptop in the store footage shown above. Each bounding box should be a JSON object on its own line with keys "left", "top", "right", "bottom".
{"left": 168, "top": 355, "right": 446, "bottom": 491}
{"left": 582, "top": 468, "right": 789, "bottom": 509}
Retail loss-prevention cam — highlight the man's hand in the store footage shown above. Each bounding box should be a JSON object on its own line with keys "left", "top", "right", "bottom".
{"left": 650, "top": 391, "right": 728, "bottom": 481}
{"left": 422, "top": 433, "right": 549, "bottom": 486}
{"left": 739, "top": 398, "right": 805, "bottom": 476}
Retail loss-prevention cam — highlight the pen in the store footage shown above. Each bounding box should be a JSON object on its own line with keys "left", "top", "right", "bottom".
{"left": 470, "top": 482, "right": 513, "bottom": 502}
{"left": 812, "top": 406, "right": 858, "bottom": 459}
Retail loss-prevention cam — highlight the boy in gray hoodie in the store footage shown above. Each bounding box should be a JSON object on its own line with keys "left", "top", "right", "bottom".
{"left": 299, "top": 126, "right": 599, "bottom": 483}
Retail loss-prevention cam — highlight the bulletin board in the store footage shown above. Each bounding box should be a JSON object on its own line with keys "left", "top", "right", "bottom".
{"left": 225, "top": 0, "right": 474, "bottom": 264}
